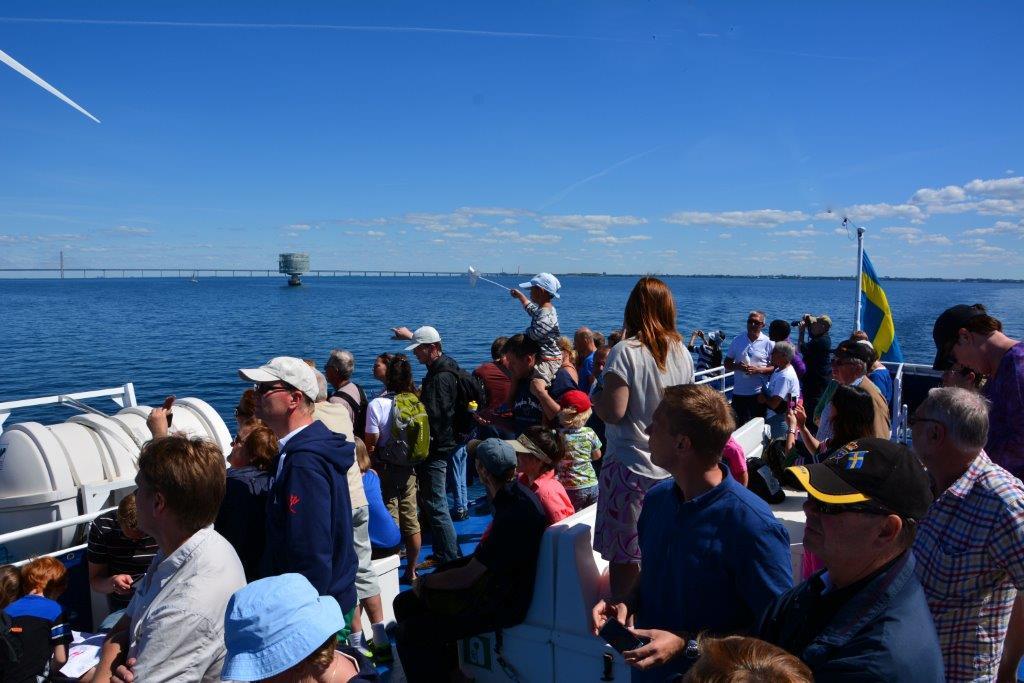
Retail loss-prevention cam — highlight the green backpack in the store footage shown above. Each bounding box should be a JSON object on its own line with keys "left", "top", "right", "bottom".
{"left": 379, "top": 392, "right": 431, "bottom": 466}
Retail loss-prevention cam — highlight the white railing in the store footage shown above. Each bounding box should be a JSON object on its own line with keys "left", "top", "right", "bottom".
{"left": 694, "top": 366, "right": 734, "bottom": 394}
{"left": 0, "top": 507, "right": 116, "bottom": 547}
{"left": 0, "top": 383, "right": 137, "bottom": 431}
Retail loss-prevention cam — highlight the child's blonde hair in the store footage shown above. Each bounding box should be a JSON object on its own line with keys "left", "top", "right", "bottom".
{"left": 557, "top": 406, "right": 593, "bottom": 430}
{"left": 354, "top": 437, "right": 371, "bottom": 474}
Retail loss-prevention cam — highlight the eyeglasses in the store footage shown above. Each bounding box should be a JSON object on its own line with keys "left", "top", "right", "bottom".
{"left": 908, "top": 414, "right": 943, "bottom": 428}
{"left": 746, "top": 319, "right": 764, "bottom": 327}
{"left": 253, "top": 382, "right": 291, "bottom": 397}
{"left": 807, "top": 498, "right": 893, "bottom": 516}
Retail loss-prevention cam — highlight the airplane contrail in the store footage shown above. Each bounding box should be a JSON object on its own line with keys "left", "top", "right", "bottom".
{"left": 0, "top": 48, "right": 100, "bottom": 122}
{"left": 0, "top": 16, "right": 623, "bottom": 42}
{"left": 541, "top": 146, "right": 662, "bottom": 209}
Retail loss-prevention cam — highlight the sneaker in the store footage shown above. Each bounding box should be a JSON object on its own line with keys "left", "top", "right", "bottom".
{"left": 370, "top": 640, "right": 394, "bottom": 666}
{"left": 452, "top": 508, "right": 469, "bottom": 522}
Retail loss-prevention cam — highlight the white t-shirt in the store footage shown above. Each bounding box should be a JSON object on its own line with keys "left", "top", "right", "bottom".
{"left": 602, "top": 338, "right": 695, "bottom": 479}
{"left": 726, "top": 333, "right": 774, "bottom": 396}
{"left": 765, "top": 364, "right": 801, "bottom": 419}
{"left": 365, "top": 394, "right": 394, "bottom": 449}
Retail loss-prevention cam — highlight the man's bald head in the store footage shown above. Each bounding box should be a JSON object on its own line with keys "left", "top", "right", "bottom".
{"left": 575, "top": 327, "right": 596, "bottom": 356}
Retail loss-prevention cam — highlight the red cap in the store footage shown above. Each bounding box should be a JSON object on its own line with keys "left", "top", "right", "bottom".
{"left": 558, "top": 390, "right": 591, "bottom": 413}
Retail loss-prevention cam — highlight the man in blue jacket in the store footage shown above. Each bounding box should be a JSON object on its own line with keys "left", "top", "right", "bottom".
{"left": 591, "top": 384, "right": 793, "bottom": 682}
{"left": 757, "top": 438, "right": 945, "bottom": 681}
{"left": 239, "top": 356, "right": 358, "bottom": 621}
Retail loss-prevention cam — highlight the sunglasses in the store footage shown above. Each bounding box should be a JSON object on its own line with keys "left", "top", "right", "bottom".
{"left": 253, "top": 382, "right": 292, "bottom": 396}
{"left": 807, "top": 498, "right": 893, "bottom": 516}
{"left": 746, "top": 319, "right": 764, "bottom": 327}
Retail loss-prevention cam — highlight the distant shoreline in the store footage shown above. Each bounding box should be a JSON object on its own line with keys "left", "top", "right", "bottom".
{"left": 1, "top": 271, "right": 1022, "bottom": 284}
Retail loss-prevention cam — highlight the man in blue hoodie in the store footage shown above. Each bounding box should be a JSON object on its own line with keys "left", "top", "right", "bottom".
{"left": 239, "top": 356, "right": 358, "bottom": 621}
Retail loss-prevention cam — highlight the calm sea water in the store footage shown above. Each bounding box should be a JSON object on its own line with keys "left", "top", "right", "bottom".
{"left": 3, "top": 275, "right": 1023, "bottom": 426}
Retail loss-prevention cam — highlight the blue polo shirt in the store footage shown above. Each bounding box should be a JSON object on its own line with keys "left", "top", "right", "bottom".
{"left": 633, "top": 465, "right": 793, "bottom": 682}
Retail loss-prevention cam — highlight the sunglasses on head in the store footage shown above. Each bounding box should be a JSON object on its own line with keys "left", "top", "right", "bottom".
{"left": 807, "top": 497, "right": 893, "bottom": 516}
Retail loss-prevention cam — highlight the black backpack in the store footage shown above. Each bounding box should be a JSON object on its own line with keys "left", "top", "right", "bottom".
{"left": 441, "top": 368, "right": 489, "bottom": 437}
{"left": 333, "top": 384, "right": 368, "bottom": 439}
{"left": 0, "top": 611, "right": 22, "bottom": 671}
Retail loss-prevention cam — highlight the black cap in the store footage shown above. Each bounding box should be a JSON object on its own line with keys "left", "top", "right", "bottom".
{"left": 833, "top": 339, "right": 874, "bottom": 366}
{"left": 785, "top": 437, "right": 933, "bottom": 520}
{"left": 932, "top": 304, "right": 988, "bottom": 370}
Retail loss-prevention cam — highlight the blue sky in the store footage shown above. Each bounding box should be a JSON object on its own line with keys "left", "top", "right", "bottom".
{"left": 1, "top": 2, "right": 1022, "bottom": 277}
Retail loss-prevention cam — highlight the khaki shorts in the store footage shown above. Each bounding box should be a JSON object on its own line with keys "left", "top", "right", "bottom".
{"left": 380, "top": 463, "right": 420, "bottom": 537}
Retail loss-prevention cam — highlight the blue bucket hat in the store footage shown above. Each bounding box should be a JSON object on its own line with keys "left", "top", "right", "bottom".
{"left": 221, "top": 574, "right": 343, "bottom": 681}
{"left": 518, "top": 272, "right": 561, "bottom": 298}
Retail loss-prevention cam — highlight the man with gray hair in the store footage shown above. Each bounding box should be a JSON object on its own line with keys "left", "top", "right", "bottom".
{"left": 912, "top": 386, "right": 1024, "bottom": 682}
{"left": 725, "top": 310, "right": 774, "bottom": 425}
{"left": 326, "top": 349, "right": 368, "bottom": 438}
{"left": 816, "top": 339, "right": 890, "bottom": 443}
{"left": 758, "top": 340, "right": 801, "bottom": 439}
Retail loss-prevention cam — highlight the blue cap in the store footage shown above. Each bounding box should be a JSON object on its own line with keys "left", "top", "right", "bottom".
{"left": 518, "top": 272, "right": 561, "bottom": 298}
{"left": 221, "top": 574, "right": 343, "bottom": 681}
{"left": 471, "top": 438, "right": 518, "bottom": 477}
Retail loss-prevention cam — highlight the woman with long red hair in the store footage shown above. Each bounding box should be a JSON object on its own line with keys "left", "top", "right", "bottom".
{"left": 592, "top": 276, "right": 694, "bottom": 600}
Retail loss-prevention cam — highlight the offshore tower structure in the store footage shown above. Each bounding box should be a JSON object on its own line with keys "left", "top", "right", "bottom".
{"left": 278, "top": 253, "right": 310, "bottom": 286}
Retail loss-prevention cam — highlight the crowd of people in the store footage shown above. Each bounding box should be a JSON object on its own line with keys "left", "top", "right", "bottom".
{"left": 2, "top": 272, "right": 1023, "bottom": 682}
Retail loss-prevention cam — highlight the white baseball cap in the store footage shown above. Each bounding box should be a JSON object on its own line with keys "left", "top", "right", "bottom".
{"left": 238, "top": 356, "right": 318, "bottom": 402}
{"left": 404, "top": 326, "right": 442, "bottom": 351}
{"left": 518, "top": 272, "right": 561, "bottom": 298}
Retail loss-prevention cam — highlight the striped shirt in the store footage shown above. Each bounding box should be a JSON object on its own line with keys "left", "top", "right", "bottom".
{"left": 912, "top": 451, "right": 1024, "bottom": 682}
{"left": 86, "top": 510, "right": 159, "bottom": 609}
{"left": 524, "top": 302, "right": 561, "bottom": 359}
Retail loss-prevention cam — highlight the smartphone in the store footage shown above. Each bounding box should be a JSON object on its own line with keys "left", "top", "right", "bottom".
{"left": 787, "top": 393, "right": 797, "bottom": 411}
{"left": 598, "top": 619, "right": 649, "bottom": 653}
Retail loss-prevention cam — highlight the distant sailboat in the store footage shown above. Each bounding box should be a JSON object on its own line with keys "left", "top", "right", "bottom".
{"left": 190, "top": 271, "right": 198, "bottom": 283}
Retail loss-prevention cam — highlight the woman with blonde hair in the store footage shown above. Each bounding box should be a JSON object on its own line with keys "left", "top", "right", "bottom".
{"left": 684, "top": 636, "right": 813, "bottom": 683}
{"left": 592, "top": 276, "right": 694, "bottom": 600}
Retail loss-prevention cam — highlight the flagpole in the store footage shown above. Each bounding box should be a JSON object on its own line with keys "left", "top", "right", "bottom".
{"left": 854, "top": 227, "right": 866, "bottom": 332}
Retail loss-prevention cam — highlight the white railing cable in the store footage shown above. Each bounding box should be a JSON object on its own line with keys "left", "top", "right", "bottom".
{"left": 0, "top": 506, "right": 115, "bottom": 546}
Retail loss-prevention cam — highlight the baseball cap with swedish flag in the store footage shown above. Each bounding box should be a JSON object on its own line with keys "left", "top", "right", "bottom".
{"left": 785, "top": 437, "right": 933, "bottom": 520}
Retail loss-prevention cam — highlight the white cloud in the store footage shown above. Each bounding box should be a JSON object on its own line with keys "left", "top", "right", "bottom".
{"left": 112, "top": 225, "right": 153, "bottom": 235}
{"left": 718, "top": 232, "right": 733, "bottom": 239}
{"left": 540, "top": 214, "right": 647, "bottom": 232}
{"left": 665, "top": 209, "right": 806, "bottom": 228}
{"left": 880, "top": 226, "right": 952, "bottom": 245}
{"left": 964, "top": 177, "right": 1024, "bottom": 199}
{"left": 769, "top": 229, "right": 823, "bottom": 237}
{"left": 366, "top": 230, "right": 385, "bottom": 238}
{"left": 909, "top": 185, "right": 966, "bottom": 204}
{"left": 488, "top": 229, "right": 561, "bottom": 244}
{"left": 962, "top": 220, "right": 1024, "bottom": 237}
{"left": 587, "top": 234, "right": 652, "bottom": 245}
{"left": 817, "top": 203, "right": 925, "bottom": 224}
{"left": 287, "top": 223, "right": 312, "bottom": 231}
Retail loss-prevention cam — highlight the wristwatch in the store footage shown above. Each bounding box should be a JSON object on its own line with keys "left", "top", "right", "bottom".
{"left": 684, "top": 638, "right": 700, "bottom": 660}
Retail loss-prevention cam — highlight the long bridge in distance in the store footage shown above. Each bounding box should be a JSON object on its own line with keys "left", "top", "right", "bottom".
{"left": 0, "top": 268, "right": 466, "bottom": 279}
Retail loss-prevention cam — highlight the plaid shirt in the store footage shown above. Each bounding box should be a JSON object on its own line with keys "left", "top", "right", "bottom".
{"left": 913, "top": 451, "right": 1024, "bottom": 682}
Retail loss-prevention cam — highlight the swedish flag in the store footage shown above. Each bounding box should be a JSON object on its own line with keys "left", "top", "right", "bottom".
{"left": 860, "top": 251, "right": 904, "bottom": 362}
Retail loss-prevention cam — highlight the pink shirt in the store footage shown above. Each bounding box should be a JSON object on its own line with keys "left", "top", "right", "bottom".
{"left": 518, "top": 470, "right": 574, "bottom": 525}
{"left": 721, "top": 437, "right": 748, "bottom": 477}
